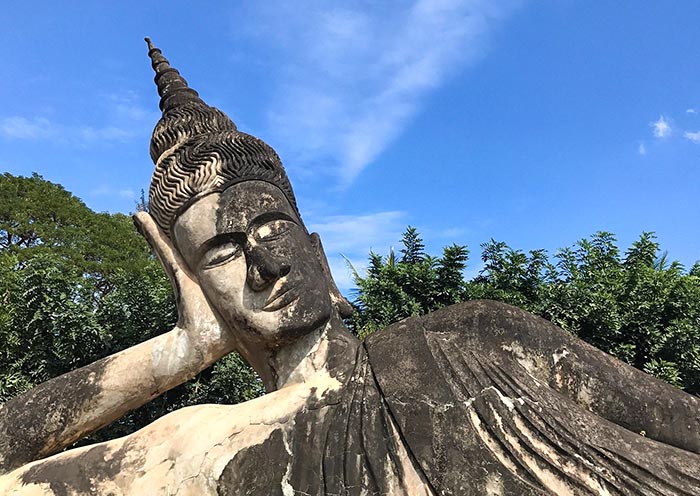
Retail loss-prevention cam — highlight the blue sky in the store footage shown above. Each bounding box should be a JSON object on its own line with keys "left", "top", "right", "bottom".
{"left": 1, "top": 1, "right": 698, "bottom": 292}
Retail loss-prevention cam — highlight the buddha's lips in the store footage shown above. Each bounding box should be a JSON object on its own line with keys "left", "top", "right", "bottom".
{"left": 263, "top": 284, "right": 298, "bottom": 311}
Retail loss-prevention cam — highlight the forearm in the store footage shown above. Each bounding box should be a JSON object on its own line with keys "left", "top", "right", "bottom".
{"left": 488, "top": 302, "right": 700, "bottom": 453}
{"left": 544, "top": 334, "right": 700, "bottom": 453}
{"left": 0, "top": 324, "right": 236, "bottom": 474}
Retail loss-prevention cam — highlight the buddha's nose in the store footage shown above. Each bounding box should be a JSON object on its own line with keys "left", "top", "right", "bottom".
{"left": 246, "top": 245, "right": 291, "bottom": 291}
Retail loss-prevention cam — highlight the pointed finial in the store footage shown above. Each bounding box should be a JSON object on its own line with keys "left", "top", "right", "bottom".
{"left": 144, "top": 39, "right": 298, "bottom": 238}
{"left": 144, "top": 37, "right": 202, "bottom": 112}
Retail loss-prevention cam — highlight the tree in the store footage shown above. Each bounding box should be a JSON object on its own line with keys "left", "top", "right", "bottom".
{"left": 399, "top": 226, "right": 425, "bottom": 263}
{"left": 351, "top": 227, "right": 700, "bottom": 396}
{"left": 348, "top": 228, "right": 469, "bottom": 339}
{"left": 436, "top": 244, "right": 469, "bottom": 308}
{"left": 0, "top": 174, "right": 263, "bottom": 444}
{"left": 0, "top": 173, "right": 150, "bottom": 285}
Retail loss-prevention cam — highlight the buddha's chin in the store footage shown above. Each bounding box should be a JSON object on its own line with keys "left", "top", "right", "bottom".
{"left": 250, "top": 300, "right": 332, "bottom": 345}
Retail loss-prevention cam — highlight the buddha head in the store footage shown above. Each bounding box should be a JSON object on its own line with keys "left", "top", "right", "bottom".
{"left": 144, "top": 39, "right": 351, "bottom": 349}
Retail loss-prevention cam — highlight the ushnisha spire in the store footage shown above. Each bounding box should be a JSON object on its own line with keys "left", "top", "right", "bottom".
{"left": 144, "top": 38, "right": 299, "bottom": 237}
{"left": 145, "top": 37, "right": 203, "bottom": 112}
{"left": 145, "top": 38, "right": 238, "bottom": 164}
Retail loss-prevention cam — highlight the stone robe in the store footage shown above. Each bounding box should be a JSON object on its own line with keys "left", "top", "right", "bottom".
{"left": 0, "top": 345, "right": 431, "bottom": 495}
{"left": 2, "top": 300, "right": 699, "bottom": 495}
{"left": 366, "top": 300, "right": 700, "bottom": 495}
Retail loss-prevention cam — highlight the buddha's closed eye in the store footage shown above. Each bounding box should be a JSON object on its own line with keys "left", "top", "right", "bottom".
{"left": 254, "top": 219, "right": 294, "bottom": 242}
{"left": 201, "top": 241, "right": 242, "bottom": 269}
{"left": 200, "top": 219, "right": 295, "bottom": 270}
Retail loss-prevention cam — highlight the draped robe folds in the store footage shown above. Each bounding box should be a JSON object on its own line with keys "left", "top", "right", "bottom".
{"left": 0, "top": 346, "right": 432, "bottom": 495}
{"left": 214, "top": 345, "right": 433, "bottom": 496}
{"left": 365, "top": 300, "right": 700, "bottom": 495}
{"left": 2, "top": 300, "right": 699, "bottom": 495}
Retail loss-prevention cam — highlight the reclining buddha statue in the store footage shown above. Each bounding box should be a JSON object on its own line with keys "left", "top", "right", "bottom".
{"left": 0, "top": 39, "right": 698, "bottom": 495}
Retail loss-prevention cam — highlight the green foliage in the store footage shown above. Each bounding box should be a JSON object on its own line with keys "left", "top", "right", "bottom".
{"left": 399, "top": 226, "right": 426, "bottom": 263}
{"left": 0, "top": 174, "right": 262, "bottom": 444}
{"left": 351, "top": 228, "right": 700, "bottom": 396}
{"left": 0, "top": 173, "right": 150, "bottom": 284}
{"left": 348, "top": 229, "right": 469, "bottom": 340}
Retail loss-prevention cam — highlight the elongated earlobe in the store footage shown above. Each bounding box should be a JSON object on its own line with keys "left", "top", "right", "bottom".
{"left": 310, "top": 233, "right": 354, "bottom": 318}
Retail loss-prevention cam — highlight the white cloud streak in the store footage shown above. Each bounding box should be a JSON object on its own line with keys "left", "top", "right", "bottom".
{"left": 0, "top": 92, "right": 156, "bottom": 146}
{"left": 0, "top": 117, "right": 54, "bottom": 140}
{"left": 0, "top": 116, "right": 138, "bottom": 145}
{"left": 651, "top": 115, "right": 671, "bottom": 138}
{"left": 686, "top": 108, "right": 696, "bottom": 114}
{"left": 638, "top": 142, "right": 646, "bottom": 155}
{"left": 306, "top": 210, "right": 406, "bottom": 292}
{"left": 684, "top": 131, "right": 700, "bottom": 143}
{"left": 244, "top": 0, "right": 520, "bottom": 185}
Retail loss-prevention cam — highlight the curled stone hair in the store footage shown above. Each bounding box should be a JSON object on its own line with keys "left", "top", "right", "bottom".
{"left": 145, "top": 38, "right": 299, "bottom": 237}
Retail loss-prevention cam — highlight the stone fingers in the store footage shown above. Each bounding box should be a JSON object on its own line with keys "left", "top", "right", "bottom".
{"left": 133, "top": 212, "right": 199, "bottom": 321}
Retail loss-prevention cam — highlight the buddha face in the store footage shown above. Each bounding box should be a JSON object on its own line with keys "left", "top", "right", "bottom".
{"left": 172, "top": 180, "right": 333, "bottom": 345}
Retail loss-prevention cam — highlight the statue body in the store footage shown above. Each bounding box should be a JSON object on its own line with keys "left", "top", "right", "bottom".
{"left": 0, "top": 328, "right": 432, "bottom": 495}
{"left": 2, "top": 298, "right": 699, "bottom": 495}
{"left": 0, "top": 40, "right": 698, "bottom": 495}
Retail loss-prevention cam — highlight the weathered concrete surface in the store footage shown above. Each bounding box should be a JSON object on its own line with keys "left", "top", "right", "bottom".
{"left": 0, "top": 348, "right": 432, "bottom": 496}
{"left": 4, "top": 301, "right": 700, "bottom": 495}
{"left": 365, "top": 299, "right": 700, "bottom": 495}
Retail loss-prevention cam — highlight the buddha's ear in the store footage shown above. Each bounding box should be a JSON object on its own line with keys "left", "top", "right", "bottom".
{"left": 310, "top": 232, "right": 354, "bottom": 318}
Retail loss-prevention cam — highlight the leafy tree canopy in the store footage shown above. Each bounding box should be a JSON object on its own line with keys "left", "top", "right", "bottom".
{"left": 0, "top": 173, "right": 150, "bottom": 286}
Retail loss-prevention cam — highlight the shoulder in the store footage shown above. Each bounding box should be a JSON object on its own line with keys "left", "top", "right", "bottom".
{"left": 365, "top": 299, "right": 570, "bottom": 358}
{"left": 362, "top": 298, "right": 600, "bottom": 414}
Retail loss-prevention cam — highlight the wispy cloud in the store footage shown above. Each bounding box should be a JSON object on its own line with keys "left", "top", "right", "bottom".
{"left": 0, "top": 116, "right": 138, "bottom": 145}
{"left": 684, "top": 131, "right": 700, "bottom": 143}
{"left": 307, "top": 210, "right": 406, "bottom": 291}
{"left": 0, "top": 116, "right": 54, "bottom": 140}
{"left": 639, "top": 107, "right": 700, "bottom": 152}
{"left": 0, "top": 91, "right": 156, "bottom": 146}
{"left": 242, "top": 0, "right": 521, "bottom": 185}
{"left": 108, "top": 91, "right": 155, "bottom": 122}
{"left": 78, "top": 126, "right": 134, "bottom": 143}
{"left": 651, "top": 115, "right": 671, "bottom": 138}
{"left": 90, "top": 186, "right": 137, "bottom": 200}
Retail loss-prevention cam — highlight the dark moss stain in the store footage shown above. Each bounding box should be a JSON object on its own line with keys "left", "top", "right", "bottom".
{"left": 0, "top": 355, "right": 115, "bottom": 474}
{"left": 216, "top": 429, "right": 290, "bottom": 496}
{"left": 18, "top": 436, "right": 139, "bottom": 496}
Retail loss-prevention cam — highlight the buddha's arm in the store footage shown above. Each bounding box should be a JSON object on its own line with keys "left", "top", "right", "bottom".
{"left": 0, "top": 213, "right": 237, "bottom": 474}
{"left": 406, "top": 301, "right": 700, "bottom": 453}
{"left": 540, "top": 326, "right": 700, "bottom": 453}
{"left": 472, "top": 301, "right": 700, "bottom": 453}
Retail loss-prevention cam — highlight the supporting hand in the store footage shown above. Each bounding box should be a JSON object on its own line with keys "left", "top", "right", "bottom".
{"left": 133, "top": 211, "right": 236, "bottom": 366}
{"left": 0, "top": 213, "right": 237, "bottom": 474}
